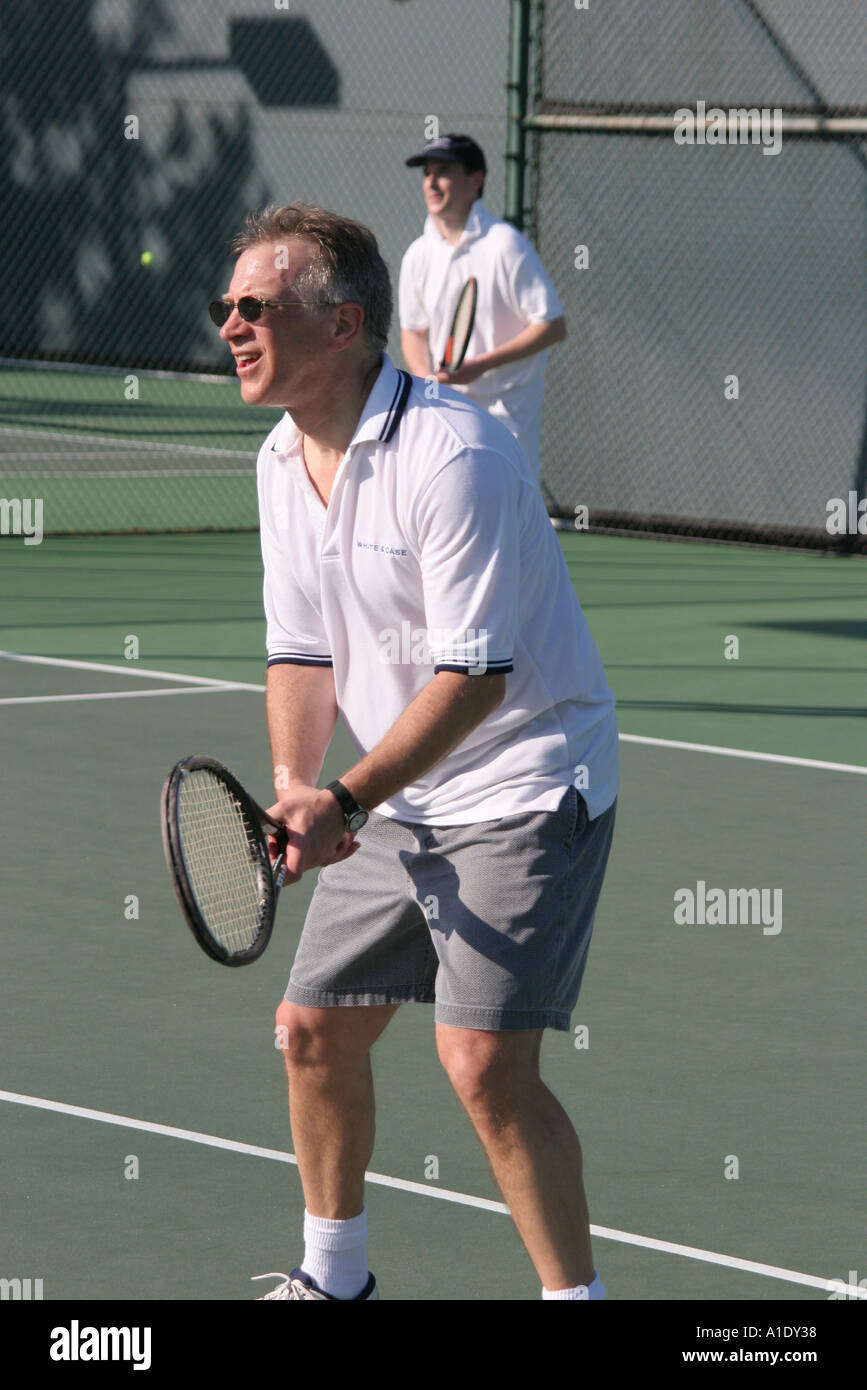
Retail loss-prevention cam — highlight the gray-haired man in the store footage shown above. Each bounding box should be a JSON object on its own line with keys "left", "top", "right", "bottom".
{"left": 212, "top": 203, "right": 617, "bottom": 1301}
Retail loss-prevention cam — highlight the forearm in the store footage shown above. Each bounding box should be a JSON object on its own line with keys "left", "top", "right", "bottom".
{"left": 338, "top": 670, "right": 506, "bottom": 811}
{"left": 266, "top": 662, "right": 338, "bottom": 792}
{"left": 401, "top": 327, "right": 432, "bottom": 378}
{"left": 473, "top": 317, "right": 566, "bottom": 373}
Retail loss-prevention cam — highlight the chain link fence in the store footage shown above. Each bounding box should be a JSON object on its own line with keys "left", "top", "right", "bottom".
{"left": 531, "top": 0, "right": 867, "bottom": 551}
{"left": 4, "top": 0, "right": 866, "bottom": 547}
{"left": 0, "top": 0, "right": 510, "bottom": 532}
{"left": 2, "top": 0, "right": 510, "bottom": 371}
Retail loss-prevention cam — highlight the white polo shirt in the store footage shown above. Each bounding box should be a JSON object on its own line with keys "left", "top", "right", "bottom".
{"left": 398, "top": 200, "right": 564, "bottom": 479}
{"left": 258, "top": 355, "right": 618, "bottom": 825}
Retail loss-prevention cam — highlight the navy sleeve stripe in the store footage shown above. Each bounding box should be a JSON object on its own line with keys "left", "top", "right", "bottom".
{"left": 267, "top": 655, "right": 334, "bottom": 668}
{"left": 433, "top": 661, "right": 513, "bottom": 675}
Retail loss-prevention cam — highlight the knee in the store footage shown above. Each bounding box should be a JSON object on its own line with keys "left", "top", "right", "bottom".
{"left": 274, "top": 1000, "right": 335, "bottom": 1069}
{"left": 437, "top": 1032, "right": 522, "bottom": 1114}
{"left": 275, "top": 1000, "right": 397, "bottom": 1071}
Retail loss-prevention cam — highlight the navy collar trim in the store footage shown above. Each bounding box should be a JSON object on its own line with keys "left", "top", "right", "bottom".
{"left": 379, "top": 370, "right": 412, "bottom": 443}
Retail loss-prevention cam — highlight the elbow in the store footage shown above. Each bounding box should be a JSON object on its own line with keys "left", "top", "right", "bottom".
{"left": 551, "top": 317, "right": 567, "bottom": 344}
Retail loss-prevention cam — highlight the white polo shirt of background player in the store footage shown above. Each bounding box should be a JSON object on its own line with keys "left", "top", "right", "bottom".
{"left": 258, "top": 355, "right": 618, "bottom": 826}
{"left": 398, "top": 199, "right": 564, "bottom": 406}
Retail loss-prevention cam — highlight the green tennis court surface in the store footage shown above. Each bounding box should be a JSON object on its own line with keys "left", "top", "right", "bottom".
{"left": 0, "top": 532, "right": 864, "bottom": 1300}
{"left": 0, "top": 362, "right": 281, "bottom": 532}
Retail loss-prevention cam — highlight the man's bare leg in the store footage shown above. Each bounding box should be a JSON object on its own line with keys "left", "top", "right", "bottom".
{"left": 436, "top": 1023, "right": 594, "bottom": 1291}
{"left": 276, "top": 999, "right": 400, "bottom": 1217}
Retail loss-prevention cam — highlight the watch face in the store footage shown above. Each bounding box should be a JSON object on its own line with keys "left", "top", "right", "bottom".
{"left": 347, "top": 809, "right": 369, "bottom": 832}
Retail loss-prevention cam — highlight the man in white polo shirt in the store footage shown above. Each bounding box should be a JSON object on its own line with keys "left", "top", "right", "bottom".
{"left": 214, "top": 202, "right": 618, "bottom": 1302}
{"left": 400, "top": 133, "right": 566, "bottom": 484}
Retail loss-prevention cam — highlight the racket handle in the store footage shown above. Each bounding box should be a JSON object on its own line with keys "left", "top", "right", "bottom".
{"left": 262, "top": 815, "right": 288, "bottom": 889}
{"left": 272, "top": 852, "right": 287, "bottom": 890}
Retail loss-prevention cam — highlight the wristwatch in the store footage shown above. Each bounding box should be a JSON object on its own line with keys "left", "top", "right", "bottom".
{"left": 326, "top": 779, "right": 369, "bottom": 833}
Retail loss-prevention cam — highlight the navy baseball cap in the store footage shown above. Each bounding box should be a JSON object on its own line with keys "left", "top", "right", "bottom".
{"left": 405, "top": 133, "right": 487, "bottom": 173}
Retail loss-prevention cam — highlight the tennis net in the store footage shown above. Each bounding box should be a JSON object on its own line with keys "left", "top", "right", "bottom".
{"left": 0, "top": 359, "right": 281, "bottom": 535}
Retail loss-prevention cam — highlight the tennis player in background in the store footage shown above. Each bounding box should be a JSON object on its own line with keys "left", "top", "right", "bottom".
{"left": 214, "top": 202, "right": 618, "bottom": 1301}
{"left": 400, "top": 133, "right": 566, "bottom": 484}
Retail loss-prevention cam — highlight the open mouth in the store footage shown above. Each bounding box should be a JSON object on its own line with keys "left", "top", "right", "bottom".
{"left": 234, "top": 352, "right": 262, "bottom": 376}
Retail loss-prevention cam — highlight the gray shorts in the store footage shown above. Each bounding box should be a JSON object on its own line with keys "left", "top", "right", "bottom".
{"left": 284, "top": 786, "right": 616, "bottom": 1032}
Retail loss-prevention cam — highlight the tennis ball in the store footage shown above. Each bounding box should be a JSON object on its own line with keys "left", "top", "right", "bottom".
{"left": 140, "top": 251, "right": 154, "bottom": 266}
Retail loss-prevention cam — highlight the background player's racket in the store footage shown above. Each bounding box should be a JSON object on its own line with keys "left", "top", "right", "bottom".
{"left": 161, "top": 754, "right": 288, "bottom": 967}
{"left": 439, "top": 276, "right": 477, "bottom": 373}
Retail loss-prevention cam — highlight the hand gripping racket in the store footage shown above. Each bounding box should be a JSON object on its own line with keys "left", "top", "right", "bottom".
{"left": 161, "top": 754, "right": 288, "bottom": 966}
{"left": 439, "top": 276, "right": 477, "bottom": 373}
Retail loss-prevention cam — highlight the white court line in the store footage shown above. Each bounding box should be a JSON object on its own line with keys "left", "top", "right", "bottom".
{"left": 0, "top": 424, "right": 253, "bottom": 460}
{"left": 619, "top": 732, "right": 867, "bottom": 776}
{"left": 1, "top": 1090, "right": 862, "bottom": 1298}
{"left": 0, "top": 685, "right": 246, "bottom": 706}
{"left": 1, "top": 469, "right": 253, "bottom": 478}
{"left": 2, "top": 653, "right": 864, "bottom": 776}
{"left": 0, "top": 651, "right": 264, "bottom": 692}
{"left": 0, "top": 354, "right": 234, "bottom": 387}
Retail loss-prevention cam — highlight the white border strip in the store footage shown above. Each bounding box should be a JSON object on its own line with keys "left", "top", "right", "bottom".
{"left": 620, "top": 732, "right": 867, "bottom": 776}
{"left": 526, "top": 112, "right": 867, "bottom": 135}
{"left": 0, "top": 470, "right": 253, "bottom": 479}
{"left": 0, "top": 651, "right": 265, "bottom": 692}
{"left": 0, "top": 686, "right": 246, "bottom": 706}
{"left": 0, "top": 1091, "right": 862, "bottom": 1298}
{"left": 0, "top": 355, "right": 235, "bottom": 386}
{"left": 2, "top": 653, "right": 864, "bottom": 776}
{"left": 0, "top": 424, "right": 254, "bottom": 461}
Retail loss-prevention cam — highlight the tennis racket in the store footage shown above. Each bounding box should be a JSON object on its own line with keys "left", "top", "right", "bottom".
{"left": 161, "top": 754, "right": 288, "bottom": 967}
{"left": 439, "top": 276, "right": 477, "bottom": 373}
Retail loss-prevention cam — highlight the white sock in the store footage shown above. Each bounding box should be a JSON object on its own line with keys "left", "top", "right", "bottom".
{"left": 542, "top": 1272, "right": 605, "bottom": 1300}
{"left": 301, "top": 1208, "right": 369, "bottom": 1300}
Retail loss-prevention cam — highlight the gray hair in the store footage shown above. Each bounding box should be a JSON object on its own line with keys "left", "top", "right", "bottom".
{"left": 232, "top": 202, "right": 392, "bottom": 353}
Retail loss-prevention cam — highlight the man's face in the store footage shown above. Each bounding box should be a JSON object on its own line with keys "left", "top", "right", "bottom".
{"left": 422, "top": 159, "right": 482, "bottom": 220}
{"left": 218, "top": 240, "right": 330, "bottom": 408}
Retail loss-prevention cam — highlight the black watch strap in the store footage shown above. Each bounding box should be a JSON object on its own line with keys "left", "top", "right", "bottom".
{"left": 325, "top": 779, "right": 369, "bottom": 831}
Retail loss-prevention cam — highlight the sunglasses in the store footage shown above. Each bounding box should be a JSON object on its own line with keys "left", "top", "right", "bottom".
{"left": 208, "top": 296, "right": 327, "bottom": 327}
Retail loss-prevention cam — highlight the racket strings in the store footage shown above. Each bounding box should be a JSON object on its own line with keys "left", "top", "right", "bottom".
{"left": 442, "top": 279, "right": 476, "bottom": 369}
{"left": 453, "top": 297, "right": 474, "bottom": 349}
{"left": 177, "top": 770, "right": 269, "bottom": 952}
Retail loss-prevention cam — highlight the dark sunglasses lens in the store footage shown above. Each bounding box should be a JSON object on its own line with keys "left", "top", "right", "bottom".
{"left": 208, "top": 300, "right": 230, "bottom": 327}
{"left": 238, "top": 297, "right": 264, "bottom": 322}
{"left": 208, "top": 298, "right": 265, "bottom": 326}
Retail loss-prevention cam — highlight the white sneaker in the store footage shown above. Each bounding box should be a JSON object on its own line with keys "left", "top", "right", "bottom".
{"left": 252, "top": 1268, "right": 379, "bottom": 1300}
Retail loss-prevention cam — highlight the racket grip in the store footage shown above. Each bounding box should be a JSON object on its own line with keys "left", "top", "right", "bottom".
{"left": 263, "top": 816, "right": 288, "bottom": 890}
{"left": 259, "top": 813, "right": 285, "bottom": 870}
{"left": 272, "top": 852, "right": 287, "bottom": 890}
